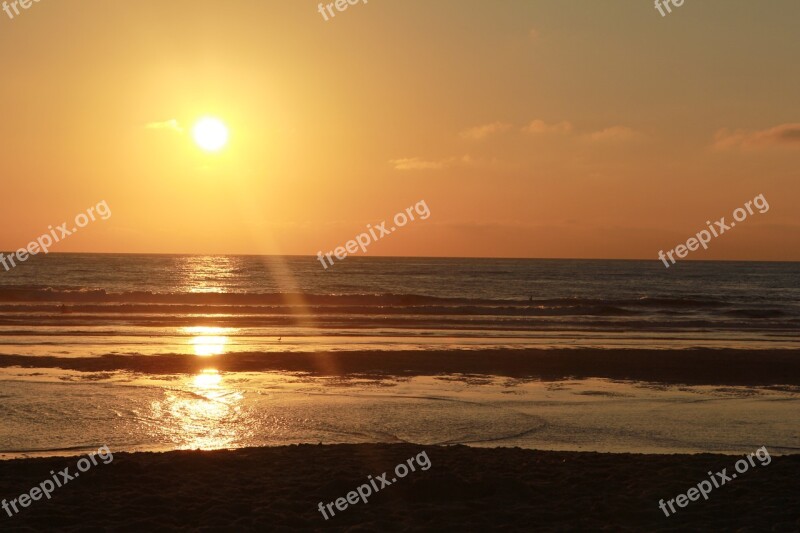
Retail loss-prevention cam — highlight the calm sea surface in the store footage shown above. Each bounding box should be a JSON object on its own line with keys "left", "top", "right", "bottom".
{"left": 0, "top": 254, "right": 798, "bottom": 354}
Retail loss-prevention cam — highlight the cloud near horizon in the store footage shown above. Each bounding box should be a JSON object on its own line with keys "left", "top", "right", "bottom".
{"left": 522, "top": 119, "right": 573, "bottom": 134}
{"left": 521, "top": 120, "right": 643, "bottom": 144}
{"left": 460, "top": 122, "right": 513, "bottom": 141}
{"left": 713, "top": 123, "right": 800, "bottom": 150}
{"left": 390, "top": 155, "right": 473, "bottom": 171}
{"left": 584, "top": 126, "right": 643, "bottom": 143}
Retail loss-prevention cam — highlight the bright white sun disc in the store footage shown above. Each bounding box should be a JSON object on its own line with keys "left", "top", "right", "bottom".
{"left": 192, "top": 118, "right": 229, "bottom": 152}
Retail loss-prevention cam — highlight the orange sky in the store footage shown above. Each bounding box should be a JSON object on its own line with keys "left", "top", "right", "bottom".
{"left": 1, "top": 0, "right": 798, "bottom": 260}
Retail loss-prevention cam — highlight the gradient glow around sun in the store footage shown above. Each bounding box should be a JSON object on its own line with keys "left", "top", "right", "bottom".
{"left": 192, "top": 117, "right": 229, "bottom": 152}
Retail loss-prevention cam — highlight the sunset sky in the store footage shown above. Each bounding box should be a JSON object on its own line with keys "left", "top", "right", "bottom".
{"left": 1, "top": 0, "right": 798, "bottom": 260}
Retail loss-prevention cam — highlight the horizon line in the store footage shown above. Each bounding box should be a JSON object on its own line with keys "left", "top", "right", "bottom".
{"left": 1, "top": 251, "right": 798, "bottom": 264}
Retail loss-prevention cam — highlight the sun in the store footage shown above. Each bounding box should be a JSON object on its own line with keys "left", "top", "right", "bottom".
{"left": 192, "top": 117, "right": 229, "bottom": 152}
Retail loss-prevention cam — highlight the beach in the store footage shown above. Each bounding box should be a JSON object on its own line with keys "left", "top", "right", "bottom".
{"left": 1, "top": 444, "right": 798, "bottom": 531}
{"left": 3, "top": 0, "right": 799, "bottom": 529}
{"left": 1, "top": 256, "right": 798, "bottom": 530}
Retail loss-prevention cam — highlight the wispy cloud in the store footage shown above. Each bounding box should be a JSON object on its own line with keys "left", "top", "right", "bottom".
{"left": 145, "top": 119, "right": 184, "bottom": 133}
{"left": 522, "top": 119, "right": 573, "bottom": 135}
{"left": 460, "top": 122, "right": 512, "bottom": 141}
{"left": 713, "top": 123, "right": 800, "bottom": 150}
{"left": 585, "top": 126, "right": 643, "bottom": 143}
{"left": 390, "top": 155, "right": 473, "bottom": 171}
{"left": 390, "top": 158, "right": 446, "bottom": 171}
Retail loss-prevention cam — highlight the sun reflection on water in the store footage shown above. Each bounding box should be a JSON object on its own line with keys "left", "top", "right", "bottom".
{"left": 151, "top": 368, "right": 246, "bottom": 451}
{"left": 194, "top": 368, "right": 223, "bottom": 388}
{"left": 182, "top": 326, "right": 235, "bottom": 357}
{"left": 177, "top": 255, "right": 238, "bottom": 294}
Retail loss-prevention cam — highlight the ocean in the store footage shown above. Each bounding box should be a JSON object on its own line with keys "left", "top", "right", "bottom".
{"left": 0, "top": 254, "right": 798, "bottom": 355}
{"left": 1, "top": 255, "right": 799, "bottom": 457}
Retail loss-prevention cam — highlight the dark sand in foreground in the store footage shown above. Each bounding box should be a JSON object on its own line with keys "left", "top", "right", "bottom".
{"left": 0, "top": 445, "right": 797, "bottom": 531}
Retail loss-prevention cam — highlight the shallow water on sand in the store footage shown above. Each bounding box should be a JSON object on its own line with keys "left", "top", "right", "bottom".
{"left": 1, "top": 369, "right": 798, "bottom": 458}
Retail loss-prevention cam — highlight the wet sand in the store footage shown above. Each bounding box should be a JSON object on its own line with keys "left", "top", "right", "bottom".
{"left": 3, "top": 348, "right": 800, "bottom": 385}
{"left": 0, "top": 444, "right": 797, "bottom": 531}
